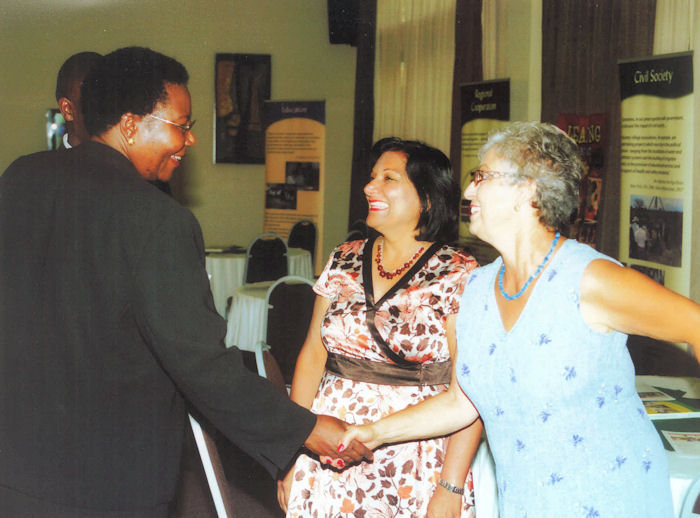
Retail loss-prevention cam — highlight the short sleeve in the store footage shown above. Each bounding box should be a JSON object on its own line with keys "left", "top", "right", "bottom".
{"left": 440, "top": 248, "right": 478, "bottom": 315}
{"left": 313, "top": 250, "right": 337, "bottom": 298}
{"left": 313, "top": 239, "right": 366, "bottom": 299}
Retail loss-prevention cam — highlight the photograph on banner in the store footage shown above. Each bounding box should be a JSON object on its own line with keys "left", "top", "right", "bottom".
{"left": 629, "top": 263, "right": 666, "bottom": 286}
{"left": 629, "top": 194, "right": 682, "bottom": 267}
{"left": 458, "top": 80, "right": 509, "bottom": 259}
{"left": 618, "top": 52, "right": 693, "bottom": 296}
{"left": 556, "top": 114, "right": 606, "bottom": 249}
{"left": 263, "top": 101, "right": 325, "bottom": 271}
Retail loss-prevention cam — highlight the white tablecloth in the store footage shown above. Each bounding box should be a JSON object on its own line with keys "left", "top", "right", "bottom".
{"left": 636, "top": 375, "right": 700, "bottom": 517}
{"left": 205, "top": 247, "right": 312, "bottom": 317}
{"left": 224, "top": 281, "right": 272, "bottom": 350}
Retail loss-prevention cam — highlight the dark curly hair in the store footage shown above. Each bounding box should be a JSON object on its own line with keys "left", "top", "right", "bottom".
{"left": 55, "top": 51, "right": 102, "bottom": 101}
{"left": 82, "top": 47, "right": 189, "bottom": 137}
{"left": 370, "top": 137, "right": 460, "bottom": 243}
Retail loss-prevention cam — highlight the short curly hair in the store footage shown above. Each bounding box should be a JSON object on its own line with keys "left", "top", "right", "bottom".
{"left": 479, "top": 122, "right": 583, "bottom": 232}
{"left": 370, "top": 137, "right": 460, "bottom": 242}
{"left": 55, "top": 51, "right": 102, "bottom": 101}
{"left": 82, "top": 47, "right": 189, "bottom": 137}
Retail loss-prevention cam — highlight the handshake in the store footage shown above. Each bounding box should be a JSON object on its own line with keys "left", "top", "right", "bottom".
{"left": 278, "top": 414, "right": 377, "bottom": 512}
{"left": 303, "top": 414, "right": 376, "bottom": 468}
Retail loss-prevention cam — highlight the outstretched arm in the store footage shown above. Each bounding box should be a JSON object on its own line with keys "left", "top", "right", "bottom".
{"left": 427, "top": 314, "right": 483, "bottom": 518}
{"left": 581, "top": 259, "right": 700, "bottom": 361}
{"left": 341, "top": 372, "right": 479, "bottom": 450}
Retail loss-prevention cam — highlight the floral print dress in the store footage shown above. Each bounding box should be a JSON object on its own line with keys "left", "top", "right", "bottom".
{"left": 285, "top": 238, "right": 478, "bottom": 518}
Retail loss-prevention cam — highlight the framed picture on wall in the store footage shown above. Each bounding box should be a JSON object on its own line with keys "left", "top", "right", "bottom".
{"left": 214, "top": 53, "right": 271, "bottom": 164}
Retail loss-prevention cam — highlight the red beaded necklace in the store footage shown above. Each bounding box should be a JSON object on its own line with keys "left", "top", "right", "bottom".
{"left": 375, "top": 239, "right": 425, "bottom": 280}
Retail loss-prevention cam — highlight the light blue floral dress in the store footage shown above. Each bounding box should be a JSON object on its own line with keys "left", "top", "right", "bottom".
{"left": 456, "top": 239, "right": 673, "bottom": 518}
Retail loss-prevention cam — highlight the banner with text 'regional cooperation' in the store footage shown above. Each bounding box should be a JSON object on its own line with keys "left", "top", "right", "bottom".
{"left": 459, "top": 80, "right": 509, "bottom": 260}
{"left": 618, "top": 53, "right": 693, "bottom": 296}
{"left": 263, "top": 101, "right": 325, "bottom": 273}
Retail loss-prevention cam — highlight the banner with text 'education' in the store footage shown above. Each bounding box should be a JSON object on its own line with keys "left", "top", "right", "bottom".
{"left": 459, "top": 79, "right": 509, "bottom": 256}
{"left": 263, "top": 101, "right": 325, "bottom": 272}
{"left": 618, "top": 52, "right": 693, "bottom": 296}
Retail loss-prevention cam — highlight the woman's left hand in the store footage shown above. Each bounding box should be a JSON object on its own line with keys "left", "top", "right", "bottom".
{"left": 426, "top": 486, "right": 463, "bottom": 518}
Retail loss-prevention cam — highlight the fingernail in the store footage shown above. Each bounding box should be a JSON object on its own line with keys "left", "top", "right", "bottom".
{"left": 336, "top": 459, "right": 345, "bottom": 468}
{"left": 337, "top": 443, "right": 345, "bottom": 453}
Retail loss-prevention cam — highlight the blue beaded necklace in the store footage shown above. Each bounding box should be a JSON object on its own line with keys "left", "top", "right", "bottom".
{"left": 498, "top": 231, "right": 560, "bottom": 300}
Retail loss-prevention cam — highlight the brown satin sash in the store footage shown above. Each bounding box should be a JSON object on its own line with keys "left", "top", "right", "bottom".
{"left": 325, "top": 352, "right": 452, "bottom": 386}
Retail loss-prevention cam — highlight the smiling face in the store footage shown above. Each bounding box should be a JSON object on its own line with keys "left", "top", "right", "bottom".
{"left": 364, "top": 150, "right": 422, "bottom": 237}
{"left": 128, "top": 83, "right": 196, "bottom": 182}
{"left": 364, "top": 151, "right": 421, "bottom": 235}
{"left": 463, "top": 148, "right": 523, "bottom": 242}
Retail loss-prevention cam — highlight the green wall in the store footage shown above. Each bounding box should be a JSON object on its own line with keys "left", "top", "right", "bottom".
{"left": 0, "top": 0, "right": 357, "bottom": 257}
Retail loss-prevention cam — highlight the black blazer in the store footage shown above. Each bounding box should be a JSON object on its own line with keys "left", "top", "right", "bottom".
{"left": 0, "top": 142, "right": 315, "bottom": 515}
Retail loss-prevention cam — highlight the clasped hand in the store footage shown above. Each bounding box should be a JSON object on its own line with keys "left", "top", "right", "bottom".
{"left": 279, "top": 416, "right": 377, "bottom": 513}
{"left": 304, "top": 415, "right": 375, "bottom": 467}
{"left": 304, "top": 416, "right": 380, "bottom": 469}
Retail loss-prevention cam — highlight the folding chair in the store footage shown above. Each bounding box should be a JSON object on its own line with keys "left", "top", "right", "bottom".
{"left": 243, "top": 233, "right": 288, "bottom": 284}
{"left": 345, "top": 219, "right": 368, "bottom": 242}
{"left": 287, "top": 219, "right": 317, "bottom": 264}
{"left": 260, "top": 275, "right": 316, "bottom": 389}
{"left": 188, "top": 414, "right": 237, "bottom": 518}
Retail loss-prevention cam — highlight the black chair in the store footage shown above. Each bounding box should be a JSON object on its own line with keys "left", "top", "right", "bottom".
{"left": 187, "top": 414, "right": 237, "bottom": 518}
{"left": 287, "top": 219, "right": 317, "bottom": 264}
{"left": 343, "top": 219, "right": 367, "bottom": 242}
{"left": 243, "top": 233, "right": 288, "bottom": 284}
{"left": 261, "top": 276, "right": 316, "bottom": 388}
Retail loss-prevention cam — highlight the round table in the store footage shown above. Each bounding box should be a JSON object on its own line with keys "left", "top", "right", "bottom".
{"left": 205, "top": 247, "right": 312, "bottom": 317}
{"left": 224, "top": 281, "right": 272, "bottom": 350}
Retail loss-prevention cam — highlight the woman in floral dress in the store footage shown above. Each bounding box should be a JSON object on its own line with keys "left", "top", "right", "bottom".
{"left": 278, "top": 138, "right": 482, "bottom": 518}
{"left": 341, "top": 123, "right": 700, "bottom": 517}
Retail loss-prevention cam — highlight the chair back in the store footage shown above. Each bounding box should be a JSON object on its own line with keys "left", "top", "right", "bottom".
{"left": 287, "top": 219, "right": 317, "bottom": 263}
{"left": 188, "top": 414, "right": 237, "bottom": 518}
{"left": 344, "top": 219, "right": 379, "bottom": 243}
{"left": 262, "top": 275, "right": 316, "bottom": 386}
{"left": 244, "top": 233, "right": 288, "bottom": 284}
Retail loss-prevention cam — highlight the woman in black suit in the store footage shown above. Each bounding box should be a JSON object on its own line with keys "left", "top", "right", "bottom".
{"left": 0, "top": 46, "right": 369, "bottom": 517}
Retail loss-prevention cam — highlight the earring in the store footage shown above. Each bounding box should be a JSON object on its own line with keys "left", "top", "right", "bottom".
{"left": 127, "top": 137, "right": 134, "bottom": 145}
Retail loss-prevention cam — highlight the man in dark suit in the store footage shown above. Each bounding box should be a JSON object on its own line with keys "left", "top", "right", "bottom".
{"left": 55, "top": 51, "right": 102, "bottom": 149}
{"left": 0, "top": 47, "right": 367, "bottom": 517}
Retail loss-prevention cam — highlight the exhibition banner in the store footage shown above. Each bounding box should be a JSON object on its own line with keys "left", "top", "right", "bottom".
{"left": 618, "top": 53, "right": 693, "bottom": 295}
{"left": 556, "top": 113, "right": 607, "bottom": 249}
{"left": 459, "top": 79, "right": 510, "bottom": 246}
{"left": 263, "top": 101, "right": 325, "bottom": 272}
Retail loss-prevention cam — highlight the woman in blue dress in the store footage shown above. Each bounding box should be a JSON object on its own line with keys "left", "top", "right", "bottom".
{"left": 341, "top": 122, "right": 700, "bottom": 517}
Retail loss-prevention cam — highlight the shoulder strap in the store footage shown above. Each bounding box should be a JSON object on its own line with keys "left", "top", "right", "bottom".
{"left": 362, "top": 237, "right": 443, "bottom": 366}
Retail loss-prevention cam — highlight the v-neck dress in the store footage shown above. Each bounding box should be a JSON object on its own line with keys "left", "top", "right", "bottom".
{"left": 285, "top": 238, "right": 478, "bottom": 518}
{"left": 455, "top": 239, "right": 673, "bottom": 518}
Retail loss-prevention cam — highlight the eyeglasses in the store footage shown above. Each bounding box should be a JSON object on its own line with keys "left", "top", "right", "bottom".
{"left": 146, "top": 114, "right": 196, "bottom": 135}
{"left": 470, "top": 168, "right": 509, "bottom": 186}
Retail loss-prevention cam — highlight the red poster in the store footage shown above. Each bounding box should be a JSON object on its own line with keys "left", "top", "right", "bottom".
{"left": 556, "top": 113, "right": 607, "bottom": 249}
